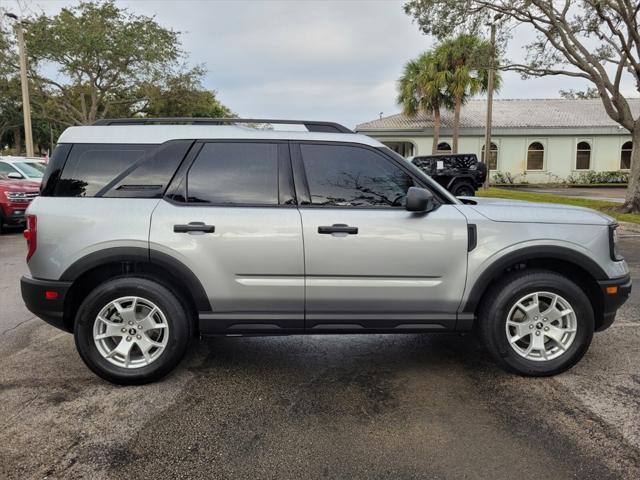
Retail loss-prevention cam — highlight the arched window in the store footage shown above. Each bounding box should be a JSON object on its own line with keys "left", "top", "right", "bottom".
{"left": 575, "top": 141, "right": 591, "bottom": 170}
{"left": 481, "top": 142, "right": 498, "bottom": 170}
{"left": 527, "top": 142, "right": 544, "bottom": 170}
{"left": 437, "top": 142, "right": 451, "bottom": 152}
{"left": 620, "top": 141, "right": 633, "bottom": 170}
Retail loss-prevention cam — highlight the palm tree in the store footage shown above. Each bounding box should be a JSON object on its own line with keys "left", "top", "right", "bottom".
{"left": 397, "top": 52, "right": 450, "bottom": 154}
{"left": 435, "top": 35, "right": 501, "bottom": 153}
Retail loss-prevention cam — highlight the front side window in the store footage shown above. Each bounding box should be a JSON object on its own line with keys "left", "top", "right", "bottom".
{"left": 300, "top": 144, "right": 415, "bottom": 207}
{"left": 575, "top": 141, "right": 591, "bottom": 170}
{"left": 186, "top": 142, "right": 278, "bottom": 205}
{"left": 527, "top": 141, "right": 544, "bottom": 170}
{"left": 621, "top": 141, "right": 632, "bottom": 170}
{"left": 0, "top": 162, "right": 15, "bottom": 177}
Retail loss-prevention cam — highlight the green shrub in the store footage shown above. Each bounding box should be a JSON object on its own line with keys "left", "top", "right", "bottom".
{"left": 566, "top": 170, "right": 628, "bottom": 184}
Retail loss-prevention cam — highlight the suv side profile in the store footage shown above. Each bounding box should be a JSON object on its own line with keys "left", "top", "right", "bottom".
{"left": 21, "top": 118, "right": 631, "bottom": 384}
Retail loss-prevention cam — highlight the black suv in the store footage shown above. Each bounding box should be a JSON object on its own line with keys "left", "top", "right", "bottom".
{"left": 410, "top": 154, "right": 487, "bottom": 197}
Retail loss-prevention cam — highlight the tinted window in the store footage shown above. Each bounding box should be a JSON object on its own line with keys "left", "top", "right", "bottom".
{"left": 56, "top": 144, "right": 154, "bottom": 197}
{"left": 301, "top": 144, "right": 415, "bottom": 207}
{"left": 187, "top": 142, "right": 278, "bottom": 205}
{"left": 103, "top": 140, "right": 192, "bottom": 198}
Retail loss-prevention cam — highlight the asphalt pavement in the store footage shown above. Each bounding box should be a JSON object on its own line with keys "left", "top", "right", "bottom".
{"left": 1, "top": 226, "right": 639, "bottom": 479}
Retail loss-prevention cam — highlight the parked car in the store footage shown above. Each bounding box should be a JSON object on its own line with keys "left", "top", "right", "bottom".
{"left": 20, "top": 118, "right": 631, "bottom": 384}
{"left": 0, "top": 156, "right": 47, "bottom": 183}
{"left": 410, "top": 153, "right": 487, "bottom": 196}
{"left": 0, "top": 177, "right": 40, "bottom": 233}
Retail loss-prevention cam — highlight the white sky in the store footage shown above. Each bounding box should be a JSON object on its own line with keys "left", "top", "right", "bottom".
{"left": 3, "top": 0, "right": 633, "bottom": 128}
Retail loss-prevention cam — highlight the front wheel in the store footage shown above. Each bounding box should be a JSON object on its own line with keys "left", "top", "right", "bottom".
{"left": 74, "top": 277, "right": 191, "bottom": 385}
{"left": 478, "top": 270, "right": 594, "bottom": 376}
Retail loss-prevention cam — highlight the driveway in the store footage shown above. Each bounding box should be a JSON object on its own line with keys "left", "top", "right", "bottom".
{"left": 512, "top": 186, "right": 626, "bottom": 203}
{"left": 1, "top": 228, "right": 639, "bottom": 479}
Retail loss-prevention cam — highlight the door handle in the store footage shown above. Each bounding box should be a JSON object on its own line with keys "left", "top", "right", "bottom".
{"left": 318, "top": 224, "right": 358, "bottom": 235}
{"left": 173, "top": 222, "right": 215, "bottom": 233}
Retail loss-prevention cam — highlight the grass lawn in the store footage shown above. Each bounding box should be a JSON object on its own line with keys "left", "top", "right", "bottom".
{"left": 477, "top": 188, "right": 640, "bottom": 224}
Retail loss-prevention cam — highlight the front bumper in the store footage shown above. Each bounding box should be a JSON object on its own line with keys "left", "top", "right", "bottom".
{"left": 596, "top": 274, "right": 632, "bottom": 331}
{"left": 21, "top": 275, "right": 72, "bottom": 332}
{"left": 1, "top": 203, "right": 29, "bottom": 225}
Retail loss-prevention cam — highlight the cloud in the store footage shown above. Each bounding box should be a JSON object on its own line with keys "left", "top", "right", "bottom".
{"left": 5, "top": 0, "right": 628, "bottom": 128}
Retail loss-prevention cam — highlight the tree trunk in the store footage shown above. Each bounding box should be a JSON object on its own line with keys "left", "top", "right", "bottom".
{"left": 13, "top": 127, "right": 22, "bottom": 155}
{"left": 452, "top": 97, "right": 461, "bottom": 154}
{"left": 432, "top": 107, "right": 441, "bottom": 154}
{"left": 621, "top": 126, "right": 640, "bottom": 213}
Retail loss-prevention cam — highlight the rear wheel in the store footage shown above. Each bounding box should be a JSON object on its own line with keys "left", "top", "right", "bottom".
{"left": 478, "top": 270, "right": 594, "bottom": 376}
{"left": 74, "top": 277, "right": 191, "bottom": 385}
{"left": 451, "top": 180, "right": 476, "bottom": 197}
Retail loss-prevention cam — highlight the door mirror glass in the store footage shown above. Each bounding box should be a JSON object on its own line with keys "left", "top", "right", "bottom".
{"left": 405, "top": 187, "right": 434, "bottom": 212}
{"left": 7, "top": 171, "right": 24, "bottom": 179}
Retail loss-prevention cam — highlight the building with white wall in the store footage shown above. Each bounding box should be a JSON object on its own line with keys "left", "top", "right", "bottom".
{"left": 356, "top": 99, "right": 638, "bottom": 183}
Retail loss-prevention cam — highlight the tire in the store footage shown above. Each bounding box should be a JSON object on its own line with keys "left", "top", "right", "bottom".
{"left": 74, "top": 277, "right": 191, "bottom": 385}
{"left": 451, "top": 180, "right": 476, "bottom": 197}
{"left": 478, "top": 269, "right": 594, "bottom": 376}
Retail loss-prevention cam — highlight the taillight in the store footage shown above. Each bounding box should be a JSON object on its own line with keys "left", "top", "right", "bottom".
{"left": 24, "top": 214, "right": 37, "bottom": 262}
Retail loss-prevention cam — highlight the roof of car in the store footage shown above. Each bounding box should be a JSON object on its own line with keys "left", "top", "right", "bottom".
{"left": 57, "top": 125, "right": 385, "bottom": 147}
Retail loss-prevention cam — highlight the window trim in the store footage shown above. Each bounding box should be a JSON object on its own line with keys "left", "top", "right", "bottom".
{"left": 525, "top": 139, "right": 546, "bottom": 171}
{"left": 291, "top": 140, "right": 449, "bottom": 210}
{"left": 481, "top": 141, "right": 499, "bottom": 171}
{"left": 574, "top": 139, "right": 592, "bottom": 171}
{"left": 164, "top": 139, "right": 296, "bottom": 208}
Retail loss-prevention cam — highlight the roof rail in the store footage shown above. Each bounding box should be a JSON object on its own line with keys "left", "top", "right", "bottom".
{"left": 92, "top": 117, "right": 353, "bottom": 134}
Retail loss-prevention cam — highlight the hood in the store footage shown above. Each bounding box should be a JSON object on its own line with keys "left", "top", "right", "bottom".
{"left": 0, "top": 179, "right": 41, "bottom": 192}
{"left": 458, "top": 196, "right": 614, "bottom": 226}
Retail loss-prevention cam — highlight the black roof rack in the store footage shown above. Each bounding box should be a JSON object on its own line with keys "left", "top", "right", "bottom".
{"left": 92, "top": 117, "right": 353, "bottom": 134}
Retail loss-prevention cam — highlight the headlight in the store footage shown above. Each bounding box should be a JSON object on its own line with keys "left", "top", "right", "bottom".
{"left": 609, "top": 224, "right": 623, "bottom": 261}
{"left": 4, "top": 191, "right": 26, "bottom": 199}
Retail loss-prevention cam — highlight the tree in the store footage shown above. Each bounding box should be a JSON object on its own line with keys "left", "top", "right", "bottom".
{"left": 433, "top": 34, "right": 498, "bottom": 153}
{"left": 404, "top": 0, "right": 640, "bottom": 213}
{"left": 23, "top": 1, "right": 184, "bottom": 125}
{"left": 559, "top": 87, "right": 600, "bottom": 100}
{"left": 140, "top": 68, "right": 233, "bottom": 118}
{"left": 397, "top": 52, "right": 449, "bottom": 153}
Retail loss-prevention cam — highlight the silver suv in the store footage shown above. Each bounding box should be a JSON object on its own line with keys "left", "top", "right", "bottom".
{"left": 20, "top": 118, "right": 631, "bottom": 384}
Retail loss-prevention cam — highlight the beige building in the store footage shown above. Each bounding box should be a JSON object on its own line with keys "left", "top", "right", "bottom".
{"left": 356, "top": 99, "right": 638, "bottom": 183}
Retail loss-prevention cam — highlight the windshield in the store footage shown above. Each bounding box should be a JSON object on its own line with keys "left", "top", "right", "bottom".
{"left": 15, "top": 162, "right": 46, "bottom": 178}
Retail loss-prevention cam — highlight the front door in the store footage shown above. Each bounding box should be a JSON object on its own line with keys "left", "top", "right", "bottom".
{"left": 150, "top": 141, "right": 304, "bottom": 334}
{"left": 293, "top": 142, "right": 468, "bottom": 332}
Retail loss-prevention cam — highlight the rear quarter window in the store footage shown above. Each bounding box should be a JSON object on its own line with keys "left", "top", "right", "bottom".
{"left": 54, "top": 144, "right": 154, "bottom": 197}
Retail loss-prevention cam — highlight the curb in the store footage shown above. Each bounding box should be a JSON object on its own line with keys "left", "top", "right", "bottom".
{"left": 618, "top": 221, "right": 640, "bottom": 234}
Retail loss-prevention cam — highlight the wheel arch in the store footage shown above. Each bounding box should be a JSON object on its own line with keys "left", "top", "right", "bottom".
{"left": 60, "top": 247, "right": 210, "bottom": 332}
{"left": 463, "top": 245, "right": 607, "bottom": 330}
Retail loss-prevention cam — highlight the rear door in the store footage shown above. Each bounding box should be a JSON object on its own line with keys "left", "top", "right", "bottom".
{"left": 293, "top": 142, "right": 469, "bottom": 333}
{"left": 149, "top": 140, "right": 304, "bottom": 334}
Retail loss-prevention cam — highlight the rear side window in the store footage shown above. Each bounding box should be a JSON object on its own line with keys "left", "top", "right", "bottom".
{"left": 186, "top": 142, "right": 279, "bottom": 205}
{"left": 55, "top": 144, "right": 154, "bottom": 197}
{"left": 300, "top": 143, "right": 416, "bottom": 207}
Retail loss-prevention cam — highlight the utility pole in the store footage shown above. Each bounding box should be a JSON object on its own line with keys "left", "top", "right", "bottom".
{"left": 482, "top": 14, "right": 502, "bottom": 189}
{"left": 5, "top": 13, "right": 34, "bottom": 157}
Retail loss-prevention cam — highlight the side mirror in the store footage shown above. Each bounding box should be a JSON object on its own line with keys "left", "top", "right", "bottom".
{"left": 405, "top": 187, "right": 434, "bottom": 213}
{"left": 7, "top": 172, "right": 23, "bottom": 179}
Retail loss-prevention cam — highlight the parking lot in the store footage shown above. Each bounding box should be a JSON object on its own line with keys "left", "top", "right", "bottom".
{"left": 1, "top": 227, "right": 639, "bottom": 479}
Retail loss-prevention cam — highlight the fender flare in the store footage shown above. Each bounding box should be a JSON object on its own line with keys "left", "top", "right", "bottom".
{"left": 461, "top": 245, "right": 608, "bottom": 313}
{"left": 60, "top": 246, "right": 211, "bottom": 311}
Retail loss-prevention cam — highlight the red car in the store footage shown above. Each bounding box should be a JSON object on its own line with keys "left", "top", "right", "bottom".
{"left": 0, "top": 177, "right": 40, "bottom": 233}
